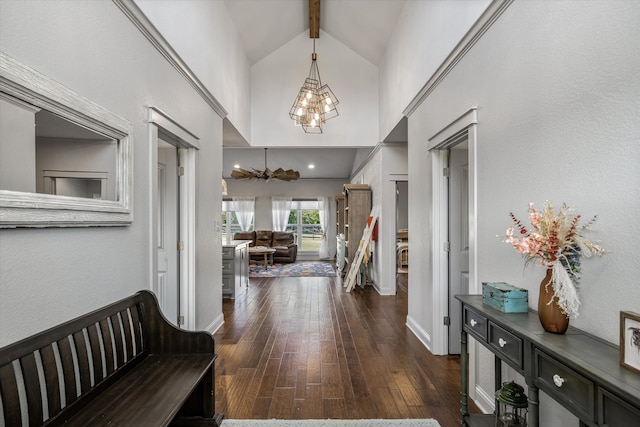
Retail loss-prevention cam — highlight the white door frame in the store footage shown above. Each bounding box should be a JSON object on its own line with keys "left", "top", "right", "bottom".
{"left": 148, "top": 106, "right": 199, "bottom": 330}
{"left": 427, "top": 106, "right": 479, "bottom": 393}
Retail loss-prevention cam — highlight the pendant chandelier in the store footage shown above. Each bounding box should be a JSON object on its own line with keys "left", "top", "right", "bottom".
{"left": 231, "top": 148, "right": 300, "bottom": 181}
{"left": 288, "top": 0, "right": 339, "bottom": 133}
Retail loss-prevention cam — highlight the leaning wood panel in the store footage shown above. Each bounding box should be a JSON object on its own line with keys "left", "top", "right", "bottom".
{"left": 0, "top": 362, "right": 22, "bottom": 426}
{"left": 39, "top": 344, "right": 62, "bottom": 419}
{"left": 56, "top": 336, "right": 78, "bottom": 406}
{"left": 71, "top": 331, "right": 91, "bottom": 393}
{"left": 19, "top": 352, "right": 43, "bottom": 427}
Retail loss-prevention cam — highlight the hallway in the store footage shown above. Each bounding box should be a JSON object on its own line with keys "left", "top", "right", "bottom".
{"left": 214, "top": 275, "right": 478, "bottom": 426}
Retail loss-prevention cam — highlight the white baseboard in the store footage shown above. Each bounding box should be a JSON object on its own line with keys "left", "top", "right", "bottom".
{"left": 474, "top": 384, "right": 495, "bottom": 414}
{"left": 405, "top": 315, "right": 433, "bottom": 352}
{"left": 206, "top": 312, "right": 225, "bottom": 335}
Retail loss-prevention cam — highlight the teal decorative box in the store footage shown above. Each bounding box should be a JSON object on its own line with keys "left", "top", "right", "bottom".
{"left": 482, "top": 282, "right": 528, "bottom": 313}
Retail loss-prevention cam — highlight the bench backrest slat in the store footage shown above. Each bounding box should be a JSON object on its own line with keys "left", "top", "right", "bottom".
{"left": 110, "top": 314, "right": 125, "bottom": 368}
{"left": 0, "top": 293, "right": 150, "bottom": 426}
{"left": 20, "top": 352, "right": 43, "bottom": 426}
{"left": 56, "top": 337, "right": 77, "bottom": 407}
{"left": 87, "top": 324, "right": 103, "bottom": 383}
{"left": 99, "top": 318, "right": 114, "bottom": 376}
{"left": 0, "top": 361, "right": 22, "bottom": 426}
{"left": 39, "top": 344, "right": 62, "bottom": 419}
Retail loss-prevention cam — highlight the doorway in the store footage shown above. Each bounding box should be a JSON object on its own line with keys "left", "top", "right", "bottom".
{"left": 157, "top": 138, "right": 180, "bottom": 326}
{"left": 396, "top": 181, "right": 409, "bottom": 292}
{"left": 447, "top": 141, "right": 469, "bottom": 354}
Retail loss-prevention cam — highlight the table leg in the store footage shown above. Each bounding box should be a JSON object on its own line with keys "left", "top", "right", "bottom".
{"left": 263, "top": 253, "right": 269, "bottom": 270}
{"left": 461, "top": 329, "right": 468, "bottom": 425}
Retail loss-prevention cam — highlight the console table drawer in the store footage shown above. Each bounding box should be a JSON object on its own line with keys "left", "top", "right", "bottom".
{"left": 223, "top": 247, "right": 234, "bottom": 259}
{"left": 535, "top": 349, "right": 595, "bottom": 422}
{"left": 599, "top": 387, "right": 640, "bottom": 426}
{"left": 222, "top": 259, "right": 233, "bottom": 275}
{"left": 488, "top": 321, "right": 523, "bottom": 370}
{"left": 463, "top": 306, "right": 487, "bottom": 341}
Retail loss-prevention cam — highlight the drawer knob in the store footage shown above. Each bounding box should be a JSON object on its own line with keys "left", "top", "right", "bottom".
{"left": 470, "top": 319, "right": 478, "bottom": 327}
{"left": 498, "top": 338, "right": 507, "bottom": 348}
{"left": 553, "top": 374, "right": 565, "bottom": 388}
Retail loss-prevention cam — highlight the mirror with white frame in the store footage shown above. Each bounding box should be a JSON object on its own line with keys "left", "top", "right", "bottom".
{"left": 0, "top": 52, "right": 133, "bottom": 227}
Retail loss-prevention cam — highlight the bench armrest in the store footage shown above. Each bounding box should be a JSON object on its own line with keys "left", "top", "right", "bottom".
{"left": 139, "top": 290, "right": 214, "bottom": 355}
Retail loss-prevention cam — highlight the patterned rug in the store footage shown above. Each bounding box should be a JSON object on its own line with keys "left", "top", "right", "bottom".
{"left": 249, "top": 261, "right": 336, "bottom": 277}
{"left": 221, "top": 420, "right": 440, "bottom": 427}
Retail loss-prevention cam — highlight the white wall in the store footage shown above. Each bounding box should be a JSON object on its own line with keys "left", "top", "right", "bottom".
{"left": 351, "top": 144, "right": 408, "bottom": 295}
{"left": 407, "top": 0, "right": 640, "bottom": 422}
{"left": 379, "top": 0, "right": 491, "bottom": 140}
{"left": 135, "top": 0, "right": 251, "bottom": 144}
{"left": 0, "top": 0, "right": 224, "bottom": 344}
{"left": 251, "top": 31, "right": 378, "bottom": 147}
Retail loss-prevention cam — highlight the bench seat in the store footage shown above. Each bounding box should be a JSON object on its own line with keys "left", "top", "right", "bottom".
{"left": 65, "top": 354, "right": 215, "bottom": 426}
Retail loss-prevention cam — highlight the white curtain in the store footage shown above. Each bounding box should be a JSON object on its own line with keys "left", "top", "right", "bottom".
{"left": 272, "top": 196, "right": 292, "bottom": 232}
{"left": 318, "top": 196, "right": 330, "bottom": 259}
{"left": 232, "top": 196, "right": 254, "bottom": 231}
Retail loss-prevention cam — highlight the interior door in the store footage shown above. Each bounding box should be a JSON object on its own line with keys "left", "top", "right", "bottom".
{"left": 448, "top": 144, "right": 469, "bottom": 354}
{"left": 157, "top": 139, "right": 180, "bottom": 326}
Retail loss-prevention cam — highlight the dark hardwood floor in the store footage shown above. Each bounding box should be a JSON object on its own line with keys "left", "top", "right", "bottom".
{"left": 214, "top": 272, "right": 478, "bottom": 426}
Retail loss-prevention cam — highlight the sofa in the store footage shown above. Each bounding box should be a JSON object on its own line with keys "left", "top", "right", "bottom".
{"left": 233, "top": 230, "right": 298, "bottom": 263}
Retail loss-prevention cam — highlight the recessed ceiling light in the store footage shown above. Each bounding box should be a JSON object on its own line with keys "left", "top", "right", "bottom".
{"left": 234, "top": 164, "right": 240, "bottom": 169}
{"left": 308, "top": 164, "right": 315, "bottom": 169}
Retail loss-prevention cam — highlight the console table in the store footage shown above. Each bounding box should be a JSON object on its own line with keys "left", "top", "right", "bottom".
{"left": 222, "top": 240, "right": 250, "bottom": 299}
{"left": 456, "top": 295, "right": 640, "bottom": 426}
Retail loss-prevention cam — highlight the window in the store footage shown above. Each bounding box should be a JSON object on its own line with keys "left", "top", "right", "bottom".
{"left": 286, "top": 200, "right": 322, "bottom": 252}
{"left": 222, "top": 199, "right": 253, "bottom": 239}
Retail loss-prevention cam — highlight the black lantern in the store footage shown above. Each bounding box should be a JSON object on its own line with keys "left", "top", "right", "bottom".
{"left": 495, "top": 381, "right": 528, "bottom": 426}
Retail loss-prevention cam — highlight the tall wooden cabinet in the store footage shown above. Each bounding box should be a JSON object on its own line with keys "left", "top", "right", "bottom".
{"left": 341, "top": 184, "right": 371, "bottom": 259}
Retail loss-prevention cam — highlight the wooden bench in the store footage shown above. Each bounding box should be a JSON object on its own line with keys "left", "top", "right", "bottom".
{"left": 0, "top": 290, "right": 223, "bottom": 426}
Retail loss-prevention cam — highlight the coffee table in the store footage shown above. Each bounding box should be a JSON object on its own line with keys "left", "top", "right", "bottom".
{"left": 248, "top": 246, "right": 276, "bottom": 270}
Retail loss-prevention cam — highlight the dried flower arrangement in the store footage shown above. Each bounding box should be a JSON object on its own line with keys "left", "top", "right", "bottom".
{"left": 505, "top": 201, "right": 605, "bottom": 319}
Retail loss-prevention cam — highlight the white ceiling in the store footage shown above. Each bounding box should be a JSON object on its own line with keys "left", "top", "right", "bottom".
{"left": 223, "top": 0, "right": 406, "bottom": 66}
{"left": 223, "top": 147, "right": 364, "bottom": 180}
{"left": 222, "top": 0, "right": 406, "bottom": 179}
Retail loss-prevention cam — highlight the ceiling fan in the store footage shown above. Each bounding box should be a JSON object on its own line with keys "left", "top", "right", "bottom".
{"left": 231, "top": 148, "right": 300, "bottom": 181}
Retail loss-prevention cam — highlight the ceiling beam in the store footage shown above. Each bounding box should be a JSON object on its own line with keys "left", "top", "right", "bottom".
{"left": 309, "top": 0, "right": 320, "bottom": 38}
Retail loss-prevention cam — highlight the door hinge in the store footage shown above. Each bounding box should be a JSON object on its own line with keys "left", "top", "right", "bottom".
{"left": 178, "top": 240, "right": 185, "bottom": 251}
{"left": 443, "top": 167, "right": 450, "bottom": 177}
{"left": 177, "top": 166, "right": 185, "bottom": 176}
{"left": 444, "top": 316, "right": 451, "bottom": 326}
{"left": 444, "top": 241, "right": 450, "bottom": 252}
{"left": 178, "top": 316, "right": 184, "bottom": 326}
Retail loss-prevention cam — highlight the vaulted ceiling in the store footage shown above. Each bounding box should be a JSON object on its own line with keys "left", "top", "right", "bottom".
{"left": 222, "top": 0, "right": 407, "bottom": 180}
{"left": 223, "top": 0, "right": 406, "bottom": 66}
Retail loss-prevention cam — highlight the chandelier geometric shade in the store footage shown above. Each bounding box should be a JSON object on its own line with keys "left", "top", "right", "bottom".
{"left": 289, "top": 0, "right": 339, "bottom": 133}
{"left": 289, "top": 43, "right": 339, "bottom": 134}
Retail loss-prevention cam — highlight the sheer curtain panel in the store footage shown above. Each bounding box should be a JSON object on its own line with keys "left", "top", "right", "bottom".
{"left": 318, "top": 197, "right": 330, "bottom": 259}
{"left": 232, "top": 197, "right": 255, "bottom": 231}
{"left": 272, "top": 197, "right": 292, "bottom": 232}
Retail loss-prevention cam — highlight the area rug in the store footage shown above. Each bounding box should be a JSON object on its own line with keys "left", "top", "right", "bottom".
{"left": 221, "top": 420, "right": 440, "bottom": 427}
{"left": 249, "top": 261, "right": 336, "bottom": 278}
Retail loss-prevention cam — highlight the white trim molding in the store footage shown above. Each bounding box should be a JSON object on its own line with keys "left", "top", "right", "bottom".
{"left": 147, "top": 107, "right": 199, "bottom": 331}
{"left": 0, "top": 52, "right": 133, "bottom": 228}
{"left": 403, "top": 0, "right": 513, "bottom": 117}
{"left": 112, "top": 0, "right": 228, "bottom": 119}
{"left": 406, "top": 315, "right": 433, "bottom": 352}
